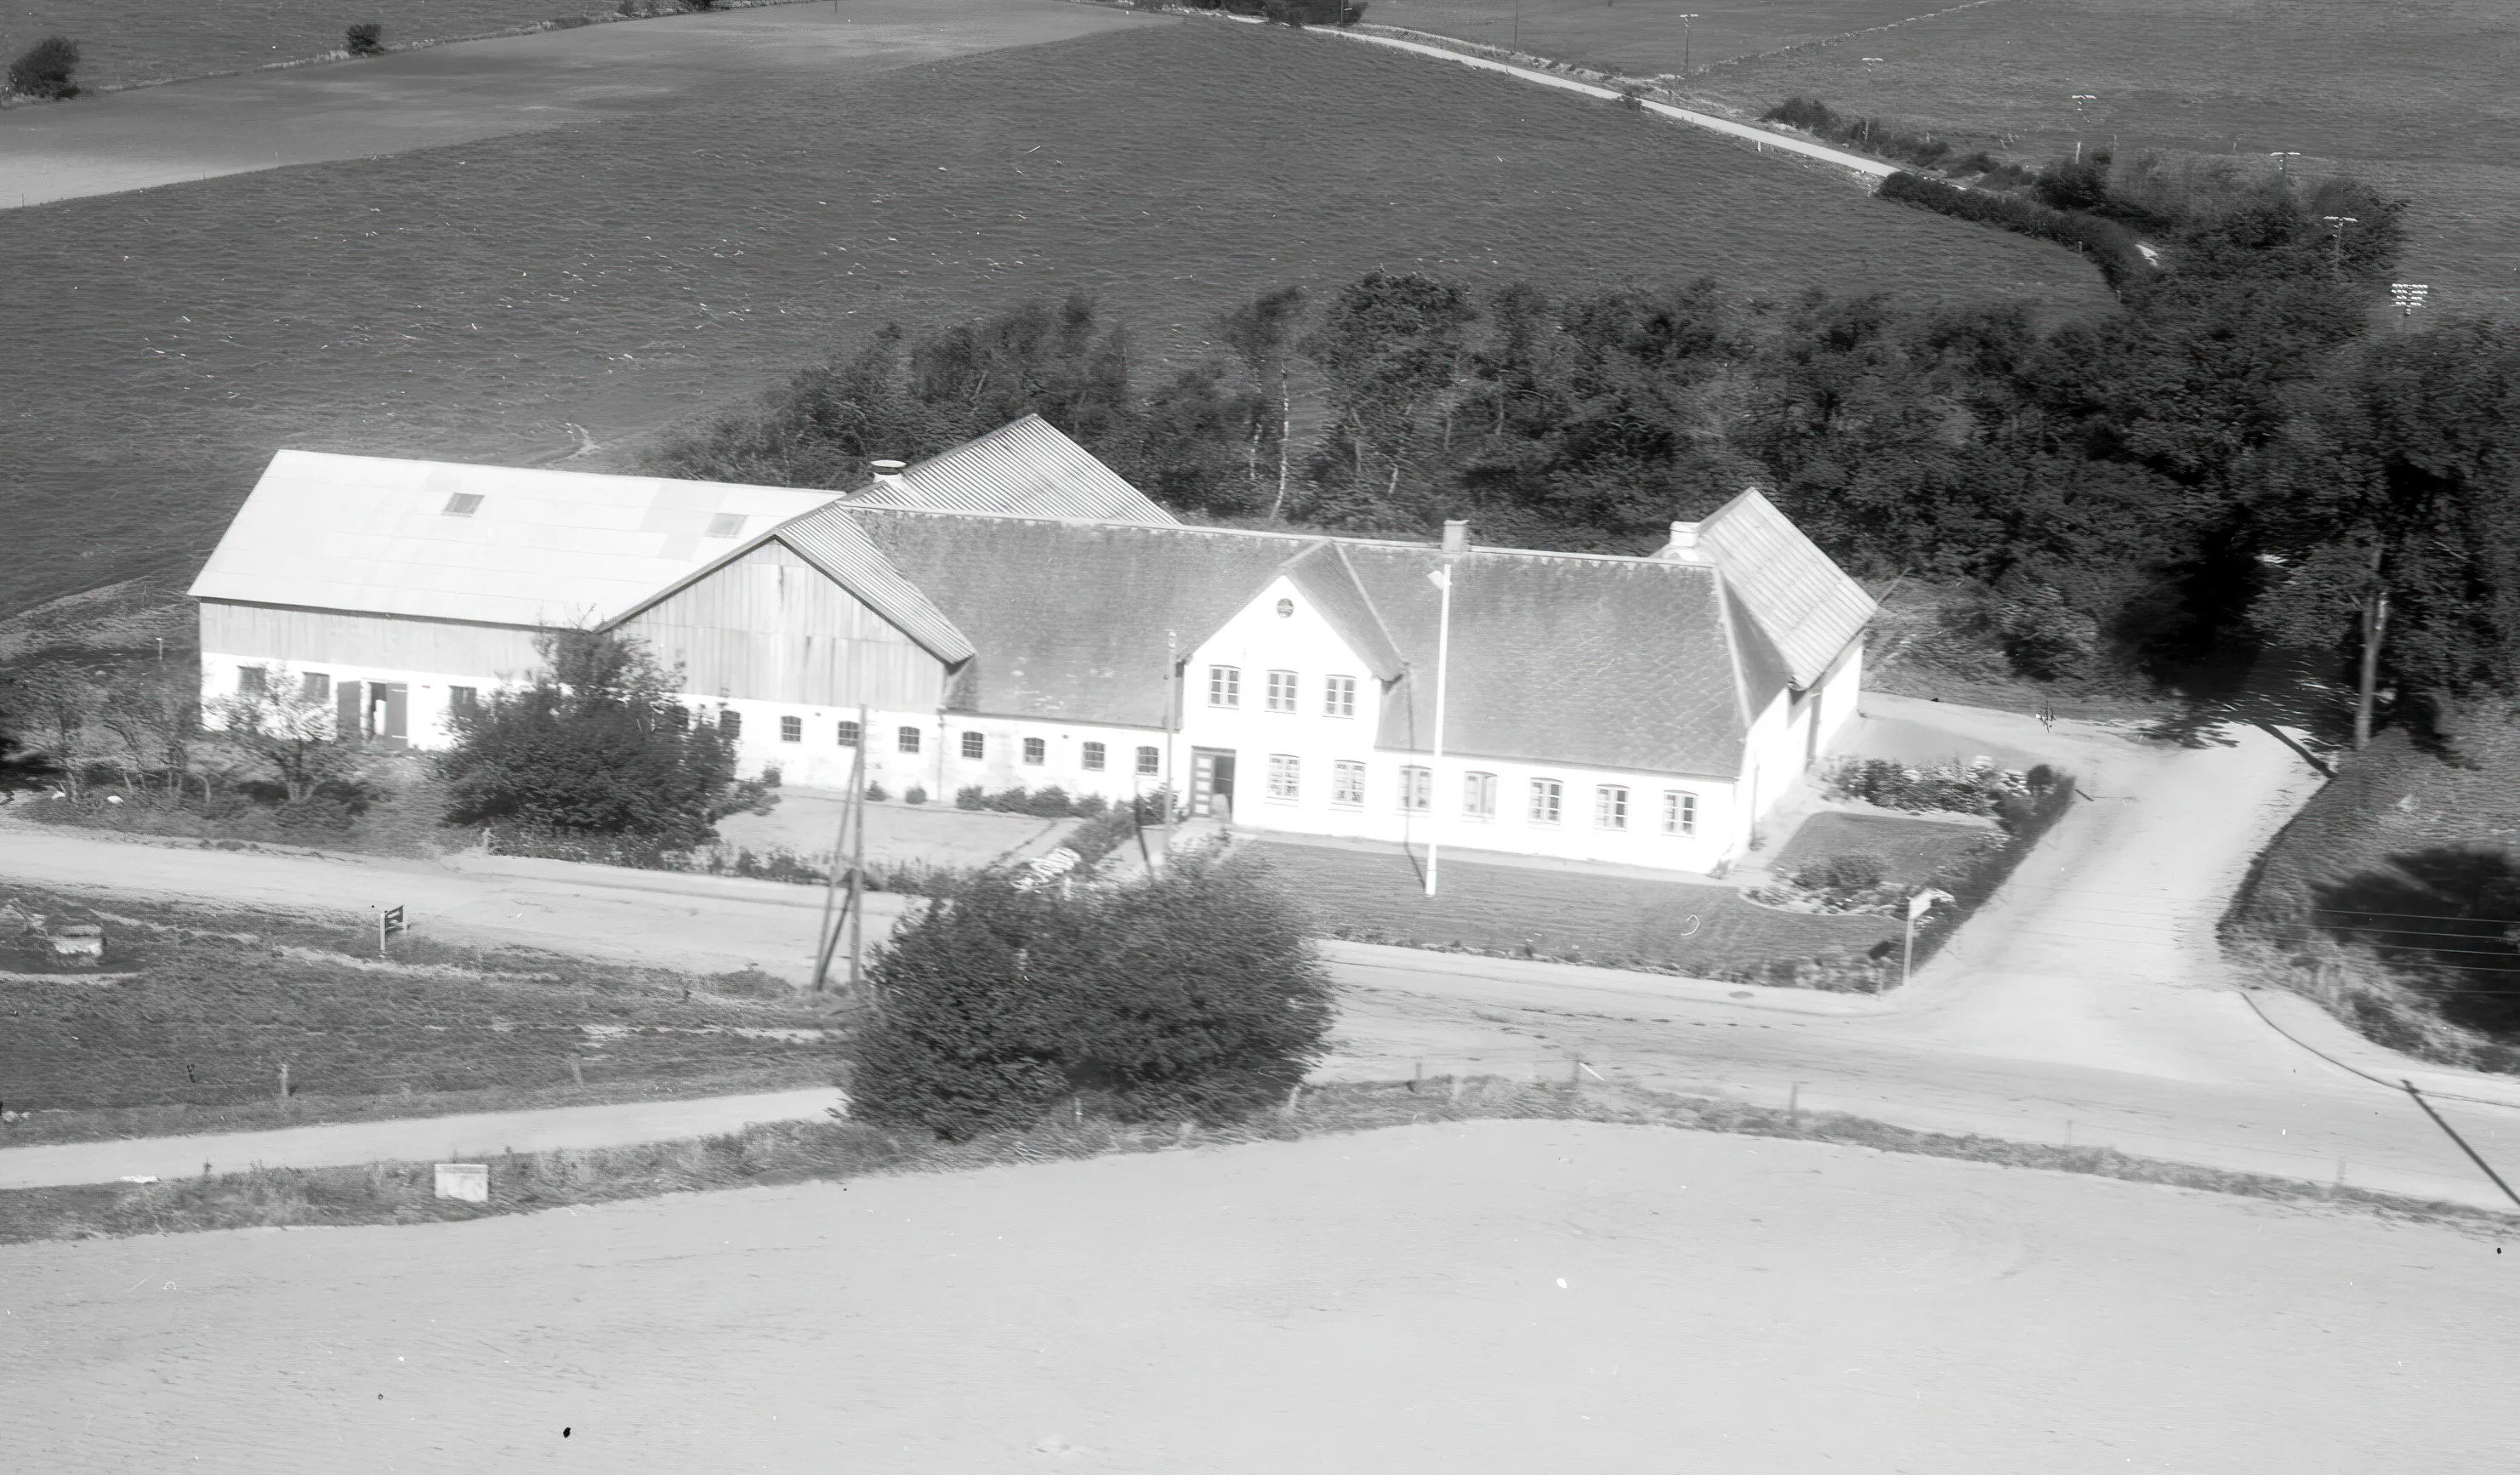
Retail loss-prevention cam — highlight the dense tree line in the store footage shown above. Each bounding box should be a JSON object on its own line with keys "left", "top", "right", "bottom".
{"left": 651, "top": 150, "right": 2520, "bottom": 736}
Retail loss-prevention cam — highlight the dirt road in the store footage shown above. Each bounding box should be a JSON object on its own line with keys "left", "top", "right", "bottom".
{"left": 4, "top": 1119, "right": 2511, "bottom": 1473}
{"left": 0, "top": 0, "right": 1155, "bottom": 208}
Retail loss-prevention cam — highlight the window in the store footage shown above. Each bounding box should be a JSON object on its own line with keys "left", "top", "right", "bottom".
{"left": 703, "top": 512, "right": 746, "bottom": 538}
{"left": 836, "top": 720, "right": 861, "bottom": 747}
{"left": 449, "top": 686, "right": 478, "bottom": 715}
{"left": 1528, "top": 778, "right": 1563, "bottom": 824}
{"left": 897, "top": 726, "right": 922, "bottom": 755}
{"left": 1596, "top": 784, "right": 1630, "bottom": 831}
{"left": 1135, "top": 745, "right": 1161, "bottom": 776}
{"left": 779, "top": 715, "right": 803, "bottom": 743}
{"left": 237, "top": 665, "right": 266, "bottom": 695}
{"left": 1323, "top": 675, "right": 1357, "bottom": 720}
{"left": 719, "top": 709, "right": 742, "bottom": 740}
{"left": 1267, "top": 754, "right": 1300, "bottom": 800}
{"left": 1023, "top": 737, "right": 1046, "bottom": 766}
{"left": 1398, "top": 766, "right": 1432, "bottom": 813}
{"left": 1208, "top": 664, "right": 1240, "bottom": 708}
{"left": 960, "top": 731, "right": 985, "bottom": 760}
{"left": 1266, "top": 669, "right": 1298, "bottom": 713}
{"left": 1333, "top": 760, "right": 1366, "bottom": 807}
{"left": 1462, "top": 771, "right": 1497, "bottom": 819}
{"left": 301, "top": 672, "right": 331, "bottom": 702}
{"left": 441, "top": 493, "right": 483, "bottom": 517}
{"left": 1662, "top": 790, "right": 1698, "bottom": 837}
{"left": 1082, "top": 741, "right": 1107, "bottom": 772}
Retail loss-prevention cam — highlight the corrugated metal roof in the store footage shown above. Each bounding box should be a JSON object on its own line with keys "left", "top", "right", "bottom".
{"left": 843, "top": 415, "right": 1179, "bottom": 525}
{"left": 186, "top": 452, "right": 843, "bottom": 627}
{"left": 1695, "top": 489, "right": 1876, "bottom": 687}
{"left": 760, "top": 512, "right": 976, "bottom": 664}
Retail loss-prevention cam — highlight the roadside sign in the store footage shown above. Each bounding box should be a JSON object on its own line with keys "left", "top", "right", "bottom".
{"left": 383, "top": 905, "right": 407, "bottom": 937}
{"left": 433, "top": 1163, "right": 488, "bottom": 1203}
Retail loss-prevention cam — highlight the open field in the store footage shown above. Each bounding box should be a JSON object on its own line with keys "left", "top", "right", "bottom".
{"left": 1363, "top": 0, "right": 1951, "bottom": 77}
{"left": 4, "top": 1115, "right": 2513, "bottom": 1472}
{"left": 0, "top": 885, "right": 840, "bottom": 1146}
{"left": 0, "top": 10, "right": 2112, "bottom": 615}
{"left": 1250, "top": 835, "right": 1896, "bottom": 974}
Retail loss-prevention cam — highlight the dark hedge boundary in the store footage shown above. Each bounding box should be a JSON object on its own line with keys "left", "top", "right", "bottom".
{"left": 6, "top": 1075, "right": 2508, "bottom": 1244}
{"left": 1879, "top": 172, "right": 2152, "bottom": 289}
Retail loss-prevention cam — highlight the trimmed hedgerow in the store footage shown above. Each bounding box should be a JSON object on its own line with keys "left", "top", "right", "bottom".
{"left": 1877, "top": 171, "right": 2151, "bottom": 288}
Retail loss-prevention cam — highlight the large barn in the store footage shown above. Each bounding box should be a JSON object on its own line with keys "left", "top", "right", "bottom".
{"left": 190, "top": 418, "right": 1874, "bottom": 875}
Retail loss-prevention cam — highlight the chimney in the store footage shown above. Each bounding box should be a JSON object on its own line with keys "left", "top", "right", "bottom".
{"left": 1660, "top": 521, "right": 1704, "bottom": 561}
{"left": 1440, "top": 519, "right": 1469, "bottom": 555}
{"left": 869, "top": 458, "right": 909, "bottom": 492}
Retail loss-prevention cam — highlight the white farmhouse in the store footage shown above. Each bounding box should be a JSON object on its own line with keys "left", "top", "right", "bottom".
{"left": 191, "top": 417, "right": 1874, "bottom": 876}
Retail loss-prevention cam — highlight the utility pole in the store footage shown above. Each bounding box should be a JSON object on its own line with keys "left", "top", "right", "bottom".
{"left": 1678, "top": 13, "right": 1698, "bottom": 74}
{"left": 1164, "top": 629, "right": 1180, "bottom": 863}
{"left": 2353, "top": 549, "right": 2388, "bottom": 750}
{"left": 2269, "top": 150, "right": 2301, "bottom": 174}
{"left": 2391, "top": 281, "right": 2430, "bottom": 330}
{"left": 2320, "top": 215, "right": 2357, "bottom": 277}
{"left": 2071, "top": 95, "right": 2097, "bottom": 162}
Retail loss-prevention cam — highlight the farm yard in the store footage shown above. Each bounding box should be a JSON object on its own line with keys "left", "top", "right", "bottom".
{"left": 0, "top": 886, "right": 839, "bottom": 1148}
{"left": 0, "top": 9, "right": 2113, "bottom": 616}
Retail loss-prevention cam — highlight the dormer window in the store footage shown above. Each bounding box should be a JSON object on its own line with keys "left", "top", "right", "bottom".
{"left": 442, "top": 493, "right": 483, "bottom": 516}
{"left": 704, "top": 513, "right": 745, "bottom": 538}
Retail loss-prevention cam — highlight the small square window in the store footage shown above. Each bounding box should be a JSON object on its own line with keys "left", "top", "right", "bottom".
{"left": 836, "top": 720, "right": 861, "bottom": 747}
{"left": 704, "top": 512, "right": 746, "bottom": 538}
{"left": 237, "top": 665, "right": 266, "bottom": 695}
{"left": 779, "top": 715, "right": 803, "bottom": 743}
{"left": 719, "top": 709, "right": 742, "bottom": 740}
{"left": 301, "top": 672, "right": 331, "bottom": 702}
{"left": 1528, "top": 778, "right": 1563, "bottom": 824}
{"left": 960, "top": 731, "right": 985, "bottom": 760}
{"left": 1323, "top": 675, "right": 1357, "bottom": 720}
{"left": 1333, "top": 760, "right": 1366, "bottom": 807}
{"left": 1082, "top": 741, "right": 1107, "bottom": 772}
{"left": 1268, "top": 754, "right": 1300, "bottom": 800}
{"left": 1266, "top": 669, "right": 1298, "bottom": 713}
{"left": 1663, "top": 790, "right": 1698, "bottom": 837}
{"left": 1208, "top": 665, "right": 1241, "bottom": 709}
{"left": 441, "top": 493, "right": 483, "bottom": 517}
{"left": 1135, "top": 745, "right": 1161, "bottom": 777}
{"left": 449, "top": 686, "right": 479, "bottom": 714}
{"left": 1462, "top": 771, "right": 1496, "bottom": 819}
{"left": 1398, "top": 766, "right": 1431, "bottom": 813}
{"left": 1023, "top": 737, "right": 1046, "bottom": 766}
{"left": 1596, "top": 784, "right": 1630, "bottom": 831}
{"left": 898, "top": 726, "right": 922, "bottom": 755}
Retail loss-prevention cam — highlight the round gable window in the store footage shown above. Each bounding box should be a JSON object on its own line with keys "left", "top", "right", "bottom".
{"left": 1276, "top": 598, "right": 1294, "bottom": 618}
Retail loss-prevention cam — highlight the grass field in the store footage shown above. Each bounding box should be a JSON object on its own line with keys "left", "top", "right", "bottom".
{"left": 1770, "top": 808, "right": 1992, "bottom": 887}
{"left": 0, "top": 0, "right": 742, "bottom": 91}
{"left": 0, "top": 885, "right": 839, "bottom": 1145}
{"left": 1361, "top": 0, "right": 1948, "bottom": 77}
{"left": 0, "top": 16, "right": 2110, "bottom": 616}
{"left": 1249, "top": 837, "right": 1896, "bottom": 977}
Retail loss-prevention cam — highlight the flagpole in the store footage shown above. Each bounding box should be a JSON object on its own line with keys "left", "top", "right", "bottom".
{"left": 1425, "top": 561, "right": 1453, "bottom": 898}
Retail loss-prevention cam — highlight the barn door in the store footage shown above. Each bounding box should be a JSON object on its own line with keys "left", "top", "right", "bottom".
{"left": 335, "top": 681, "right": 364, "bottom": 743}
{"left": 381, "top": 684, "right": 410, "bottom": 749}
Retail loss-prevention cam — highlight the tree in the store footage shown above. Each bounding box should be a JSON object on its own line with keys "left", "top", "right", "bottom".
{"left": 1300, "top": 271, "right": 1477, "bottom": 523}
{"left": 851, "top": 841, "right": 1335, "bottom": 1139}
{"left": 0, "top": 664, "right": 111, "bottom": 800}
{"left": 2249, "top": 319, "right": 2520, "bottom": 745}
{"left": 206, "top": 664, "right": 359, "bottom": 804}
{"left": 439, "top": 629, "right": 764, "bottom": 846}
{"left": 344, "top": 24, "right": 384, "bottom": 56}
{"left": 1214, "top": 285, "right": 1307, "bottom": 519}
{"left": 7, "top": 37, "right": 80, "bottom": 101}
{"left": 99, "top": 666, "right": 198, "bottom": 798}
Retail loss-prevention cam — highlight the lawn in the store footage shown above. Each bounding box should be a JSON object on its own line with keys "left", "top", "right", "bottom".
{"left": 0, "top": 16, "right": 2111, "bottom": 615}
{"left": 0, "top": 0, "right": 744, "bottom": 91}
{"left": 1248, "top": 837, "right": 1895, "bottom": 977}
{"left": 0, "top": 886, "right": 841, "bottom": 1145}
{"left": 1770, "top": 808, "right": 1993, "bottom": 889}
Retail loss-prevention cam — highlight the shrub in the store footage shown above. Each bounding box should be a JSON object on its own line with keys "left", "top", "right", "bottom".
{"left": 1795, "top": 852, "right": 1886, "bottom": 893}
{"left": 1760, "top": 96, "right": 1963, "bottom": 174}
{"left": 1943, "top": 584, "right": 2102, "bottom": 681}
{"left": 1262, "top": 0, "right": 1304, "bottom": 25}
{"left": 904, "top": 785, "right": 928, "bottom": 806}
{"left": 8, "top": 37, "right": 81, "bottom": 100}
{"left": 1822, "top": 757, "right": 2030, "bottom": 817}
{"left": 865, "top": 782, "right": 890, "bottom": 803}
{"left": 344, "top": 24, "right": 384, "bottom": 56}
{"left": 850, "top": 841, "right": 1334, "bottom": 1138}
{"left": 1615, "top": 84, "right": 1647, "bottom": 112}
{"left": 954, "top": 784, "right": 987, "bottom": 810}
{"left": 1877, "top": 170, "right": 2153, "bottom": 288}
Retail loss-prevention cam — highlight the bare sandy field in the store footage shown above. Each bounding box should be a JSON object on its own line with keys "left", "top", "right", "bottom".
{"left": 3, "top": 1119, "right": 2511, "bottom": 1472}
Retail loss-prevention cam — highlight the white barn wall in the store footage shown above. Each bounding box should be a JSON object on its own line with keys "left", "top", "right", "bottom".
{"left": 617, "top": 543, "right": 947, "bottom": 713}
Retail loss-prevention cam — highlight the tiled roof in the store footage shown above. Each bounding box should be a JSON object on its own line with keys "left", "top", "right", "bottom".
{"left": 843, "top": 415, "right": 1178, "bottom": 526}
{"left": 1695, "top": 489, "right": 1875, "bottom": 687}
{"left": 187, "top": 452, "right": 840, "bottom": 626}
{"left": 1280, "top": 544, "right": 1406, "bottom": 683}
{"left": 841, "top": 508, "right": 1752, "bottom": 777}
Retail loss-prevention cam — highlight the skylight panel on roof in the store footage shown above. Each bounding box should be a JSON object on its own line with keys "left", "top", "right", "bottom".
{"left": 704, "top": 513, "right": 747, "bottom": 538}
{"left": 442, "top": 493, "right": 484, "bottom": 516}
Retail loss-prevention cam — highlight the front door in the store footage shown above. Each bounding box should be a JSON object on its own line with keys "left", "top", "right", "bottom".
{"left": 1190, "top": 748, "right": 1236, "bottom": 820}
{"left": 367, "top": 683, "right": 410, "bottom": 750}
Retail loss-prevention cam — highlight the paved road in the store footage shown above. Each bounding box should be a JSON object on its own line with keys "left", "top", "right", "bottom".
{"left": 0, "top": 1088, "right": 844, "bottom": 1192}
{"left": 8, "top": 694, "right": 2520, "bottom": 1207}
{"left": 0, "top": 0, "right": 1154, "bottom": 208}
